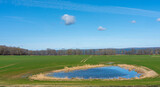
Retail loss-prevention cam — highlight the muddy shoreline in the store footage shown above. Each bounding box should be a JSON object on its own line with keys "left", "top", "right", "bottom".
{"left": 29, "top": 64, "right": 158, "bottom": 81}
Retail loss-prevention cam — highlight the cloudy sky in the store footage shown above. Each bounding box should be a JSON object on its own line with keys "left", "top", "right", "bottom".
{"left": 0, "top": 0, "right": 160, "bottom": 50}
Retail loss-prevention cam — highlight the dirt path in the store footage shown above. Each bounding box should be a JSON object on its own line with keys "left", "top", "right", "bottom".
{"left": 80, "top": 55, "right": 92, "bottom": 63}
{"left": 0, "top": 64, "right": 16, "bottom": 69}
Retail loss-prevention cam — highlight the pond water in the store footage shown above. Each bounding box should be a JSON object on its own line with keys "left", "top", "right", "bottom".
{"left": 47, "top": 66, "right": 141, "bottom": 79}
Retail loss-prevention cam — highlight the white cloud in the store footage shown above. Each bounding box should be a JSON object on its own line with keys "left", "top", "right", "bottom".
{"left": 98, "top": 26, "right": 106, "bottom": 31}
{"left": 157, "top": 18, "right": 160, "bottom": 22}
{"left": 131, "top": 20, "right": 136, "bottom": 23}
{"left": 61, "top": 14, "right": 75, "bottom": 25}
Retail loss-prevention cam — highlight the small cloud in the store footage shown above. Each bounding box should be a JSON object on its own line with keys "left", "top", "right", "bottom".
{"left": 98, "top": 26, "right": 106, "bottom": 31}
{"left": 157, "top": 18, "right": 160, "bottom": 22}
{"left": 131, "top": 20, "right": 136, "bottom": 23}
{"left": 61, "top": 14, "right": 75, "bottom": 25}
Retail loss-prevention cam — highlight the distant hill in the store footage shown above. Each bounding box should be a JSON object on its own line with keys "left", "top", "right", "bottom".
{"left": 0, "top": 45, "right": 160, "bottom": 55}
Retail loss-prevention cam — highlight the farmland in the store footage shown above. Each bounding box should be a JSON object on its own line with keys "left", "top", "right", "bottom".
{"left": 0, "top": 55, "right": 160, "bottom": 86}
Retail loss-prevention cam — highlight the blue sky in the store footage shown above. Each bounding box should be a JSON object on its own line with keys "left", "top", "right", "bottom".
{"left": 0, "top": 0, "right": 160, "bottom": 50}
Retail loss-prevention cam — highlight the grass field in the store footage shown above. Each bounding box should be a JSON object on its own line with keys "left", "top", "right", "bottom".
{"left": 0, "top": 55, "right": 160, "bottom": 86}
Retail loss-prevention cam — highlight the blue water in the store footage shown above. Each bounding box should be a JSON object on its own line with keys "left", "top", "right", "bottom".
{"left": 47, "top": 66, "right": 141, "bottom": 79}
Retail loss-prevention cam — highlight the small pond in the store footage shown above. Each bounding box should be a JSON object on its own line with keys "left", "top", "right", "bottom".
{"left": 47, "top": 66, "right": 141, "bottom": 79}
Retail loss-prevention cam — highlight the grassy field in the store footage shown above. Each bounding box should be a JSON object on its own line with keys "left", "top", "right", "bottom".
{"left": 0, "top": 55, "right": 160, "bottom": 86}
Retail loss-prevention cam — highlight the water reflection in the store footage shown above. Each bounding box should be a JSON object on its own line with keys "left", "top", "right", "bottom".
{"left": 47, "top": 66, "right": 141, "bottom": 79}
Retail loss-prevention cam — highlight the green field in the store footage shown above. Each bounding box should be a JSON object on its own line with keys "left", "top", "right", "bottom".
{"left": 0, "top": 55, "right": 160, "bottom": 86}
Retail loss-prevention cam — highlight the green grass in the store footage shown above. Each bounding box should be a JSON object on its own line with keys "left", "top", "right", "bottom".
{"left": 0, "top": 55, "right": 160, "bottom": 86}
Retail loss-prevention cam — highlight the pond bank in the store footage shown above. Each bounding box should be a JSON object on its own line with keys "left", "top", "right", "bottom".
{"left": 29, "top": 64, "right": 158, "bottom": 81}
{"left": 117, "top": 64, "right": 158, "bottom": 79}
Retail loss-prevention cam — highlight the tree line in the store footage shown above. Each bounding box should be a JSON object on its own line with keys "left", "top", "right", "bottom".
{"left": 0, "top": 45, "right": 160, "bottom": 55}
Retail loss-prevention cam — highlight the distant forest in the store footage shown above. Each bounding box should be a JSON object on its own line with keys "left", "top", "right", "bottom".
{"left": 0, "top": 45, "right": 160, "bottom": 55}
